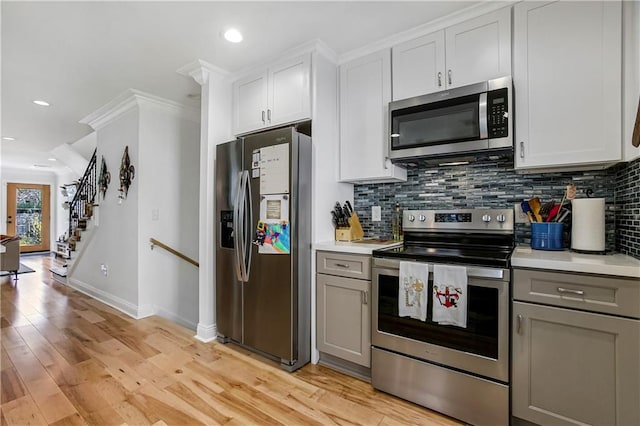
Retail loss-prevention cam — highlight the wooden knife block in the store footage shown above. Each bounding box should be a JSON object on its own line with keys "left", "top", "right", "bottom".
{"left": 335, "top": 212, "right": 364, "bottom": 242}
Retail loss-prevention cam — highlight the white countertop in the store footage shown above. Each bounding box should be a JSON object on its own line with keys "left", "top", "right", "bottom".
{"left": 314, "top": 239, "right": 403, "bottom": 255}
{"left": 512, "top": 246, "right": 640, "bottom": 278}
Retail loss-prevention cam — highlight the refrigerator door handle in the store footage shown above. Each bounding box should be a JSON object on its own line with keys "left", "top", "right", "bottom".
{"left": 243, "top": 170, "right": 253, "bottom": 281}
{"left": 234, "top": 171, "right": 245, "bottom": 282}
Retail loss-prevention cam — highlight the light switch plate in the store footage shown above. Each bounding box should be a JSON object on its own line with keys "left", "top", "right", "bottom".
{"left": 372, "top": 206, "right": 382, "bottom": 222}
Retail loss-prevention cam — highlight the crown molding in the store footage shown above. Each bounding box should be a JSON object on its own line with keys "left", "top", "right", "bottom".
{"left": 231, "top": 39, "right": 338, "bottom": 82}
{"left": 338, "top": 1, "right": 517, "bottom": 65}
{"left": 80, "top": 89, "right": 200, "bottom": 130}
{"left": 177, "top": 59, "right": 230, "bottom": 85}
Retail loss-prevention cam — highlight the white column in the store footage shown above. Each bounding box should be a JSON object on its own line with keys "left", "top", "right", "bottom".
{"left": 177, "top": 60, "right": 231, "bottom": 342}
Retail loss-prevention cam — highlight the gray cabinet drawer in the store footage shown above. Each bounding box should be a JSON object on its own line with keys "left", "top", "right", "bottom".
{"left": 513, "top": 268, "right": 640, "bottom": 318}
{"left": 317, "top": 251, "right": 371, "bottom": 280}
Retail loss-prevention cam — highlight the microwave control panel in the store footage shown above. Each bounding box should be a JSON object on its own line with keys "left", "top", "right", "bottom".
{"left": 487, "top": 88, "right": 508, "bottom": 138}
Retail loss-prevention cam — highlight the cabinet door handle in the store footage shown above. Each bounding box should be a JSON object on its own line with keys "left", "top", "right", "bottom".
{"left": 557, "top": 287, "right": 585, "bottom": 296}
{"left": 516, "top": 314, "right": 523, "bottom": 334}
{"left": 448, "top": 69, "right": 452, "bottom": 85}
{"left": 267, "top": 109, "right": 271, "bottom": 123}
{"left": 362, "top": 291, "right": 368, "bottom": 305}
{"left": 334, "top": 263, "right": 350, "bottom": 268}
{"left": 437, "top": 72, "right": 442, "bottom": 87}
{"left": 261, "top": 110, "right": 265, "bottom": 124}
{"left": 519, "top": 141, "right": 525, "bottom": 159}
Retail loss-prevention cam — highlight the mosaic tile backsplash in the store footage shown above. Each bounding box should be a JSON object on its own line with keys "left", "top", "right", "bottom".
{"left": 354, "top": 157, "right": 639, "bottom": 258}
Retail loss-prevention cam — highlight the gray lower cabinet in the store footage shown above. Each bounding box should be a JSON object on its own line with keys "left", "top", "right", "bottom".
{"left": 512, "top": 269, "right": 640, "bottom": 426}
{"left": 317, "top": 251, "right": 371, "bottom": 368}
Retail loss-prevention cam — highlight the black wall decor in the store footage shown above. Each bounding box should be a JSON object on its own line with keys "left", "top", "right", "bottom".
{"left": 98, "top": 155, "right": 110, "bottom": 199}
{"left": 118, "top": 146, "right": 135, "bottom": 200}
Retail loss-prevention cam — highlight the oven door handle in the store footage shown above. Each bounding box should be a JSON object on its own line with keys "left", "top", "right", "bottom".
{"left": 372, "top": 259, "right": 506, "bottom": 280}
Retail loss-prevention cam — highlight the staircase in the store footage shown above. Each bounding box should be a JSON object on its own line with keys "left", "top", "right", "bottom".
{"left": 51, "top": 149, "right": 97, "bottom": 281}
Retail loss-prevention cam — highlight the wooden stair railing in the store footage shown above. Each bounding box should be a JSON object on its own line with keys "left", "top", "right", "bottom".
{"left": 149, "top": 238, "right": 199, "bottom": 267}
{"left": 68, "top": 148, "right": 97, "bottom": 239}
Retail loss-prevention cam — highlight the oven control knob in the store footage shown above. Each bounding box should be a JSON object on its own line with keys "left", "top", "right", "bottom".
{"left": 482, "top": 214, "right": 492, "bottom": 223}
{"left": 408, "top": 215, "right": 416, "bottom": 222}
{"left": 496, "top": 214, "right": 506, "bottom": 223}
{"left": 418, "top": 214, "right": 426, "bottom": 222}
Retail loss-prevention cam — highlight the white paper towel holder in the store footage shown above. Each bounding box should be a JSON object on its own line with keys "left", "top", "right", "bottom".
{"left": 571, "top": 197, "right": 607, "bottom": 254}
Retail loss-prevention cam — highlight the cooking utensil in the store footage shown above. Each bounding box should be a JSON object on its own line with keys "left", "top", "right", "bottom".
{"left": 546, "top": 204, "right": 561, "bottom": 222}
{"left": 330, "top": 211, "right": 338, "bottom": 228}
{"left": 520, "top": 201, "right": 534, "bottom": 223}
{"left": 555, "top": 208, "right": 571, "bottom": 224}
{"left": 540, "top": 200, "right": 555, "bottom": 221}
{"left": 528, "top": 197, "right": 543, "bottom": 222}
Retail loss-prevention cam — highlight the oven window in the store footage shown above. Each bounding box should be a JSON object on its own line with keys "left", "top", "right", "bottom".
{"left": 377, "top": 273, "right": 499, "bottom": 359}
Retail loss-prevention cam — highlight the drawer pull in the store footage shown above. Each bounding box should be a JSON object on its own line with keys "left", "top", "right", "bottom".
{"left": 557, "top": 287, "right": 584, "bottom": 296}
{"left": 362, "top": 291, "right": 368, "bottom": 305}
{"left": 334, "top": 263, "right": 350, "bottom": 268}
{"left": 517, "top": 314, "right": 523, "bottom": 334}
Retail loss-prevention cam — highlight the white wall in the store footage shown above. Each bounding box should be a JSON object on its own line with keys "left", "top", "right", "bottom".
{"left": 623, "top": 0, "right": 640, "bottom": 161}
{"left": 71, "top": 109, "right": 140, "bottom": 312}
{"left": 0, "top": 167, "right": 59, "bottom": 246}
{"left": 138, "top": 103, "right": 200, "bottom": 328}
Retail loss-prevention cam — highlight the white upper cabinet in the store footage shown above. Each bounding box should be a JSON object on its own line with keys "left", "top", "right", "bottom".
{"left": 392, "top": 7, "right": 511, "bottom": 101}
{"left": 233, "top": 53, "right": 311, "bottom": 135}
{"left": 444, "top": 7, "right": 511, "bottom": 90}
{"left": 514, "top": 1, "right": 622, "bottom": 170}
{"left": 392, "top": 32, "right": 446, "bottom": 101}
{"left": 339, "top": 49, "right": 407, "bottom": 183}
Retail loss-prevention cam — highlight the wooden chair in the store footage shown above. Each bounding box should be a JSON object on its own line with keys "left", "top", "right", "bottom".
{"left": 1, "top": 235, "right": 21, "bottom": 283}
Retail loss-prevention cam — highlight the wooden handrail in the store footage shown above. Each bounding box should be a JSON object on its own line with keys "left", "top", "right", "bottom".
{"left": 149, "top": 238, "right": 199, "bottom": 267}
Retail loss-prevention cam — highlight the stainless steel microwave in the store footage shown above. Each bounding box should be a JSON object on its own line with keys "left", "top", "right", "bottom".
{"left": 388, "top": 76, "right": 512, "bottom": 162}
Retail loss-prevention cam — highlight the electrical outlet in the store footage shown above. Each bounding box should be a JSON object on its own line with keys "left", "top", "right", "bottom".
{"left": 100, "top": 263, "right": 108, "bottom": 276}
{"left": 372, "top": 206, "right": 382, "bottom": 222}
{"left": 514, "top": 203, "right": 528, "bottom": 224}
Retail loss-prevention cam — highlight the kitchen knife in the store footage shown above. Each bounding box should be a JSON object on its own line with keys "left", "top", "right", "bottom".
{"left": 330, "top": 211, "right": 338, "bottom": 228}
{"left": 345, "top": 200, "right": 354, "bottom": 215}
{"left": 343, "top": 203, "right": 351, "bottom": 218}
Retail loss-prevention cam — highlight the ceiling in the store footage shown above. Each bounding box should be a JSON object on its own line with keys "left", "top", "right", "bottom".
{"left": 1, "top": 1, "right": 479, "bottom": 175}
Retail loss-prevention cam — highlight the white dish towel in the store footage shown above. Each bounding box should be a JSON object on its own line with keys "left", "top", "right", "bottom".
{"left": 432, "top": 264, "right": 468, "bottom": 328}
{"left": 398, "top": 261, "right": 429, "bottom": 321}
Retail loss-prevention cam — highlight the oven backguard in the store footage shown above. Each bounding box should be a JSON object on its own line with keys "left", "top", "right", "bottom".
{"left": 372, "top": 258, "right": 510, "bottom": 383}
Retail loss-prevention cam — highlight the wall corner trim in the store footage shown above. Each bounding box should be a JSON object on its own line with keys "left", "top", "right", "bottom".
{"left": 79, "top": 89, "right": 200, "bottom": 130}
{"left": 177, "top": 59, "right": 230, "bottom": 86}
{"left": 195, "top": 323, "right": 218, "bottom": 343}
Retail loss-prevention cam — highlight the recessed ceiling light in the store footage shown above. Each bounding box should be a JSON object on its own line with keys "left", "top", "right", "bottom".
{"left": 224, "top": 28, "right": 243, "bottom": 43}
{"left": 2, "top": 136, "right": 16, "bottom": 141}
{"left": 48, "top": 157, "right": 57, "bottom": 162}
{"left": 33, "top": 164, "right": 52, "bottom": 168}
{"left": 33, "top": 100, "right": 50, "bottom": 106}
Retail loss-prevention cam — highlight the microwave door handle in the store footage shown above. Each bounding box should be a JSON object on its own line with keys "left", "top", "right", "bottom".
{"left": 479, "top": 92, "right": 488, "bottom": 140}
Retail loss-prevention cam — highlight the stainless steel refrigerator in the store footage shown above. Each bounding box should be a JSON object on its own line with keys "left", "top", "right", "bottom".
{"left": 215, "top": 126, "right": 311, "bottom": 372}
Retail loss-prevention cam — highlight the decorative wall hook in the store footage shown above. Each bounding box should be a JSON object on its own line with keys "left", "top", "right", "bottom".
{"left": 98, "top": 155, "right": 111, "bottom": 199}
{"left": 118, "top": 146, "right": 135, "bottom": 200}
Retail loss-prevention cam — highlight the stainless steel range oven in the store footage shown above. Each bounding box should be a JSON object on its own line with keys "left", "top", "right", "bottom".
{"left": 371, "top": 209, "right": 514, "bottom": 426}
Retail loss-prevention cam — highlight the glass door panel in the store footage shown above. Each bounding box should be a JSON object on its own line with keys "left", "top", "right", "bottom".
{"left": 6, "top": 183, "right": 50, "bottom": 253}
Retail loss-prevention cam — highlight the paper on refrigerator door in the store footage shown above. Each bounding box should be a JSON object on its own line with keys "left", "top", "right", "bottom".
{"left": 259, "top": 143, "right": 289, "bottom": 195}
{"left": 255, "top": 194, "right": 290, "bottom": 254}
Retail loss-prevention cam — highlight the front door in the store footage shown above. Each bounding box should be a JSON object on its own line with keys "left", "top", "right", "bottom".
{"left": 6, "top": 183, "right": 51, "bottom": 253}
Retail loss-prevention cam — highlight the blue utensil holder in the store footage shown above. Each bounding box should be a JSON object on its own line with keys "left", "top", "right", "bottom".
{"left": 531, "top": 223, "right": 564, "bottom": 250}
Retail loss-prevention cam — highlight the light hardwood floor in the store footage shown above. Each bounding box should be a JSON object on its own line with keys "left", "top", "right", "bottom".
{"left": 1, "top": 255, "right": 462, "bottom": 426}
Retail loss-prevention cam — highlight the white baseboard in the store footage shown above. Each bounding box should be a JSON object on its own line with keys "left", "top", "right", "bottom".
{"left": 155, "top": 306, "right": 197, "bottom": 331}
{"left": 67, "top": 277, "right": 139, "bottom": 318}
{"left": 195, "top": 322, "right": 217, "bottom": 342}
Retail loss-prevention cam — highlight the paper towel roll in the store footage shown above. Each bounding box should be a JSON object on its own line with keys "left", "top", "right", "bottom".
{"left": 571, "top": 198, "right": 605, "bottom": 252}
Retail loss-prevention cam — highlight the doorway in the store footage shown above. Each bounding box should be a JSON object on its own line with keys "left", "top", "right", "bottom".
{"left": 6, "top": 183, "right": 51, "bottom": 253}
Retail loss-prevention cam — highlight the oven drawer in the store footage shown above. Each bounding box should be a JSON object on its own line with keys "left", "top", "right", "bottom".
{"left": 513, "top": 268, "right": 640, "bottom": 318}
{"left": 317, "top": 251, "right": 371, "bottom": 280}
